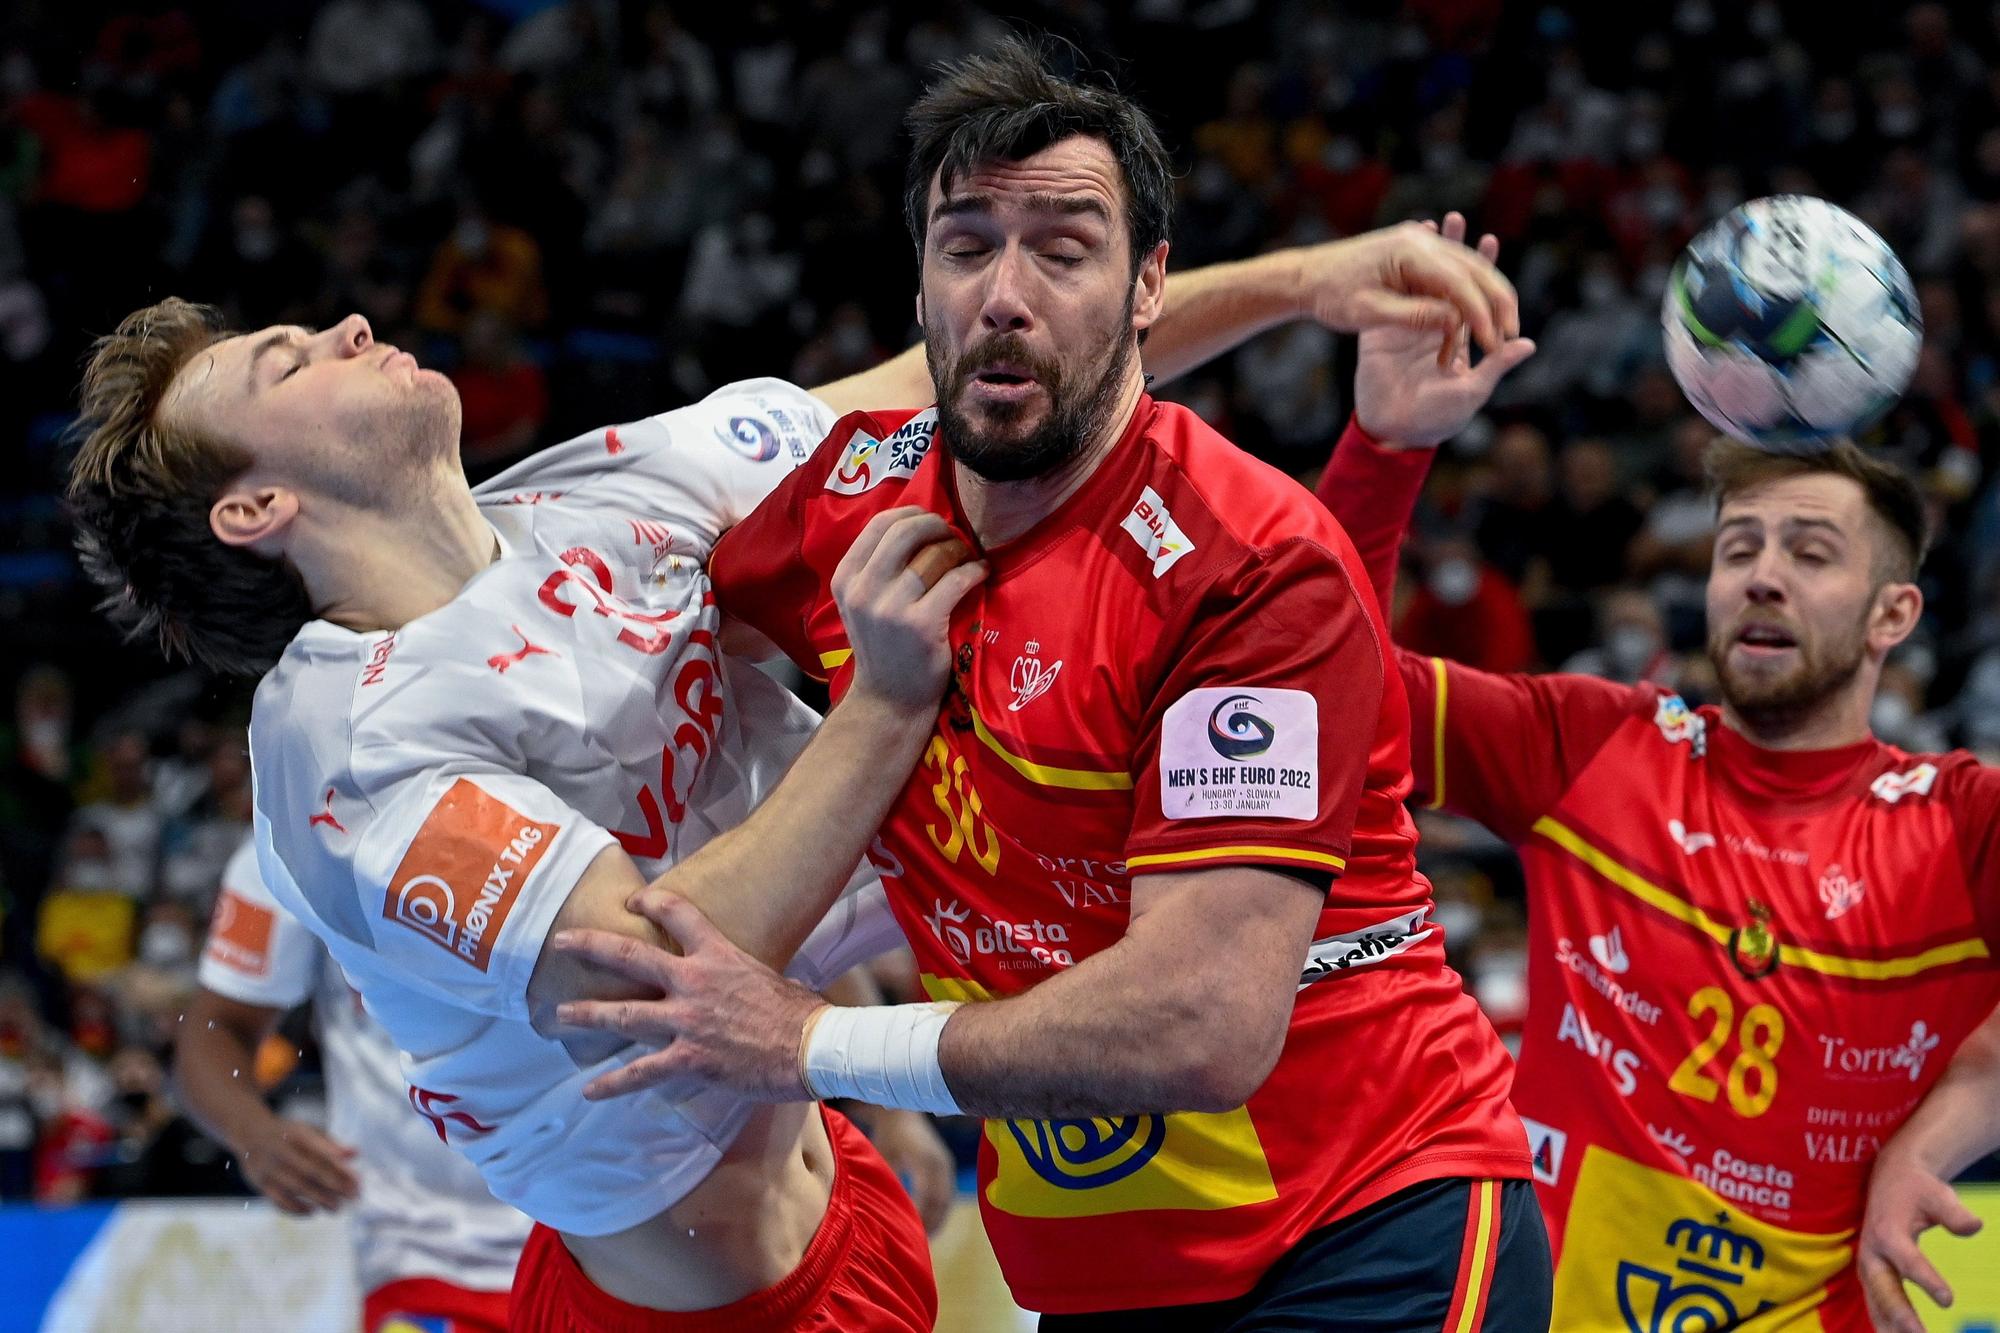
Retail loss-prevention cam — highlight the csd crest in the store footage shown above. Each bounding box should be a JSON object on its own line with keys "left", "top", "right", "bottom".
{"left": 1616, "top": 1213, "right": 1774, "bottom": 1333}
{"left": 1006, "top": 1114, "right": 1167, "bottom": 1190}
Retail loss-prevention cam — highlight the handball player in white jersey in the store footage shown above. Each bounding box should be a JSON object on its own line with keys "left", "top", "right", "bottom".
{"left": 179, "top": 837, "right": 530, "bottom": 1333}
{"left": 63, "top": 219, "right": 1516, "bottom": 1328}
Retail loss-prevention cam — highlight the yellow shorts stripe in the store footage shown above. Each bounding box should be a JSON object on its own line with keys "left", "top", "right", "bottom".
{"left": 818, "top": 648, "right": 853, "bottom": 669}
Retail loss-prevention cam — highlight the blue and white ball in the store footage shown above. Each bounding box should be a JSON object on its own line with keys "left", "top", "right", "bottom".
{"left": 1663, "top": 195, "right": 1922, "bottom": 453}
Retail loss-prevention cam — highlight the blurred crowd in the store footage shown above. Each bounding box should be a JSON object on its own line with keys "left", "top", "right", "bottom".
{"left": 6, "top": 0, "right": 2000, "bottom": 1198}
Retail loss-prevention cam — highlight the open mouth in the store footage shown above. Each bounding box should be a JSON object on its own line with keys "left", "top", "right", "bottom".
{"left": 1734, "top": 623, "right": 1798, "bottom": 653}
{"left": 972, "top": 362, "right": 1037, "bottom": 389}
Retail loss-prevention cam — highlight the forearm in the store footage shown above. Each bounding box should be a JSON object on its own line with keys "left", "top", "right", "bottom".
{"left": 662, "top": 692, "right": 932, "bottom": 970}
{"left": 1878, "top": 1006, "right": 2000, "bottom": 1180}
{"left": 811, "top": 345, "right": 935, "bottom": 416}
{"left": 172, "top": 1019, "right": 281, "bottom": 1154}
{"left": 935, "top": 949, "right": 1250, "bottom": 1120}
{"left": 1317, "top": 417, "right": 1434, "bottom": 614}
{"left": 1145, "top": 251, "right": 1304, "bottom": 384}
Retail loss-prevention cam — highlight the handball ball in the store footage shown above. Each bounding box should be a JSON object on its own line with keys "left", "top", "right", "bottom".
{"left": 1662, "top": 195, "right": 1922, "bottom": 454}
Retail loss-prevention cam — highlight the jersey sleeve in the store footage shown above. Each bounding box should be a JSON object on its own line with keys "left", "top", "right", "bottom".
{"left": 709, "top": 418, "right": 851, "bottom": 670}
{"left": 1315, "top": 416, "right": 1435, "bottom": 616}
{"left": 198, "top": 840, "right": 321, "bottom": 1009}
{"left": 1944, "top": 758, "right": 2000, "bottom": 952}
{"left": 1123, "top": 538, "right": 1381, "bottom": 880}
{"left": 1399, "top": 651, "right": 1652, "bottom": 843}
{"left": 340, "top": 766, "right": 617, "bottom": 1020}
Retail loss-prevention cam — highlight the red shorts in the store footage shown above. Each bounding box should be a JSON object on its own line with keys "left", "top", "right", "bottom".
{"left": 364, "top": 1276, "right": 511, "bottom": 1332}
{"left": 509, "top": 1106, "right": 937, "bottom": 1332}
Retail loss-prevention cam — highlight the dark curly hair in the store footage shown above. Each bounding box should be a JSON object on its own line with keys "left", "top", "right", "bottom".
{"left": 66, "top": 297, "right": 313, "bottom": 676}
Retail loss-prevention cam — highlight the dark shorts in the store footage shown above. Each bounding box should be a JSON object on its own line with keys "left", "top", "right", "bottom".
{"left": 1039, "top": 1177, "right": 1552, "bottom": 1333}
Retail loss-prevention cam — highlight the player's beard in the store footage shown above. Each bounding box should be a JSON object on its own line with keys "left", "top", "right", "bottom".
{"left": 314, "top": 382, "right": 464, "bottom": 510}
{"left": 1707, "top": 604, "right": 1870, "bottom": 732}
{"left": 928, "top": 291, "right": 1135, "bottom": 484}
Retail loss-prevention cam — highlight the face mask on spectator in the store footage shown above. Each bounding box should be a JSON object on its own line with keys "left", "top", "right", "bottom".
{"left": 138, "top": 922, "right": 194, "bottom": 969}
{"left": 1428, "top": 558, "right": 1479, "bottom": 606}
{"left": 1432, "top": 899, "right": 1482, "bottom": 946}
{"left": 64, "top": 859, "right": 116, "bottom": 893}
{"left": 1870, "top": 691, "right": 1915, "bottom": 740}
{"left": 1608, "top": 625, "right": 1662, "bottom": 678}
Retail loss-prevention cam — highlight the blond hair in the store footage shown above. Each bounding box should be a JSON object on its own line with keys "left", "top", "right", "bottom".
{"left": 66, "top": 298, "right": 311, "bottom": 675}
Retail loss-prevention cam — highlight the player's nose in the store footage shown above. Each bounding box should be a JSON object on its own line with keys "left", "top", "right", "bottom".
{"left": 980, "top": 246, "right": 1035, "bottom": 333}
{"left": 327, "top": 313, "right": 373, "bottom": 357}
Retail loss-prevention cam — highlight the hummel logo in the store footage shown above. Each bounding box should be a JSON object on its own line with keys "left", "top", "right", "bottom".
{"left": 1589, "top": 926, "right": 1630, "bottom": 975}
{"left": 1669, "top": 819, "right": 1716, "bottom": 854}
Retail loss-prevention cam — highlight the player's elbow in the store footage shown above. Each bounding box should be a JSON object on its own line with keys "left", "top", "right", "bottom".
{"left": 1168, "top": 1003, "right": 1288, "bottom": 1113}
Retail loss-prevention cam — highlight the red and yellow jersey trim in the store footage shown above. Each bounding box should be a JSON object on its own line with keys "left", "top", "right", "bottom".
{"left": 1531, "top": 814, "right": 1991, "bottom": 981}
{"left": 1126, "top": 844, "right": 1347, "bottom": 873}
{"left": 969, "top": 708, "right": 1135, "bottom": 792}
{"left": 1427, "top": 656, "right": 1450, "bottom": 811}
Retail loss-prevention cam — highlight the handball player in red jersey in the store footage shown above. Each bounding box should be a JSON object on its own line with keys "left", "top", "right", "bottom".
{"left": 551, "top": 41, "right": 1553, "bottom": 1331}
{"left": 1316, "top": 213, "right": 2000, "bottom": 1332}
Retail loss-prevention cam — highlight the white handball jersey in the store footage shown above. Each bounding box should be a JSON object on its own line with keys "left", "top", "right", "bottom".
{"left": 198, "top": 839, "right": 531, "bottom": 1295}
{"left": 247, "top": 379, "right": 903, "bottom": 1235}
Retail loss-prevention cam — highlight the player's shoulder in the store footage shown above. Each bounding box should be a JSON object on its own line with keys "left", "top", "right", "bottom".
{"left": 807, "top": 404, "right": 940, "bottom": 504}
{"left": 1135, "top": 399, "right": 1348, "bottom": 560}
{"left": 1857, "top": 743, "right": 1999, "bottom": 812}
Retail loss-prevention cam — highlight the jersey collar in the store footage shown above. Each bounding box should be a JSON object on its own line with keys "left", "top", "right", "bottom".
{"left": 934, "top": 394, "right": 1160, "bottom": 569}
{"left": 1706, "top": 716, "right": 1886, "bottom": 804}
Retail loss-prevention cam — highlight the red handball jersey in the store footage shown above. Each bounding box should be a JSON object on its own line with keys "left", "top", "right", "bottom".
{"left": 1321, "top": 423, "right": 2000, "bottom": 1333}
{"left": 712, "top": 398, "right": 1530, "bottom": 1313}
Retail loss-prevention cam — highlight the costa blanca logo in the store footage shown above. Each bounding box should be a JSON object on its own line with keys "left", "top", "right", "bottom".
{"left": 1652, "top": 695, "right": 1707, "bottom": 757}
{"left": 1871, "top": 762, "right": 1938, "bottom": 804}
{"left": 924, "top": 897, "right": 1074, "bottom": 969}
{"left": 1207, "top": 695, "right": 1276, "bottom": 760}
{"left": 383, "top": 779, "right": 558, "bottom": 972}
{"left": 1817, "top": 864, "right": 1865, "bottom": 920}
{"left": 1119, "top": 485, "right": 1195, "bottom": 577}
{"left": 719, "top": 415, "right": 779, "bottom": 462}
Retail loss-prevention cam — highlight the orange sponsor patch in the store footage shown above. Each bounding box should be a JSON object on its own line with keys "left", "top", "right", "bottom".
{"left": 206, "top": 889, "right": 277, "bottom": 976}
{"left": 383, "top": 779, "right": 557, "bottom": 972}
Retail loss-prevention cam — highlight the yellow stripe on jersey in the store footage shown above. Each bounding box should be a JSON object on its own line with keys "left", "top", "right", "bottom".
{"left": 1126, "top": 845, "right": 1347, "bottom": 872}
{"left": 1454, "top": 1180, "right": 1498, "bottom": 1333}
{"left": 1532, "top": 815, "right": 1993, "bottom": 981}
{"left": 1427, "top": 657, "right": 1449, "bottom": 811}
{"left": 818, "top": 648, "right": 852, "bottom": 669}
{"left": 970, "top": 708, "right": 1135, "bottom": 791}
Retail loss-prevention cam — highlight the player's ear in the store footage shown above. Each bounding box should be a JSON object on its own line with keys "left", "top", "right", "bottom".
{"left": 1131, "top": 241, "right": 1169, "bottom": 333}
{"left": 1868, "top": 578, "right": 1924, "bottom": 655}
{"left": 915, "top": 287, "right": 925, "bottom": 330}
{"left": 211, "top": 483, "right": 300, "bottom": 551}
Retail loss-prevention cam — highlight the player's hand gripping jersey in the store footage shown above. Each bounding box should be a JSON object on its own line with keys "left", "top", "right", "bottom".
{"left": 200, "top": 840, "right": 530, "bottom": 1297}
{"left": 710, "top": 398, "right": 1531, "bottom": 1313}
{"left": 1322, "top": 426, "right": 2000, "bottom": 1333}
{"left": 248, "top": 380, "right": 901, "bottom": 1235}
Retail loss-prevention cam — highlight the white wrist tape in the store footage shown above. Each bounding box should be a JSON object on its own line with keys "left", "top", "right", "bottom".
{"left": 802, "top": 1002, "right": 963, "bottom": 1115}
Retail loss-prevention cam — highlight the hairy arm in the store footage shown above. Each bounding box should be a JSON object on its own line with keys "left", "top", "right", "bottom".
{"left": 936, "top": 867, "right": 1323, "bottom": 1118}
{"left": 530, "top": 509, "right": 983, "bottom": 1021}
